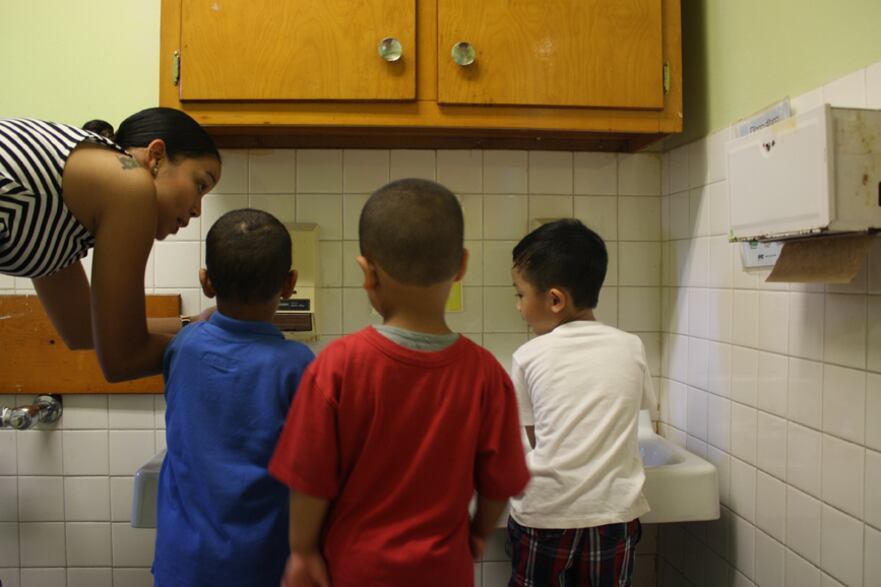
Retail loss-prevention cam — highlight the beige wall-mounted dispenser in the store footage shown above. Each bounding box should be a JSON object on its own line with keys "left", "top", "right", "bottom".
{"left": 273, "top": 223, "right": 319, "bottom": 341}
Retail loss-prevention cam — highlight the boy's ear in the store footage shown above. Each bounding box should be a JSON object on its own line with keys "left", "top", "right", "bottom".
{"left": 356, "top": 256, "right": 379, "bottom": 290}
{"left": 452, "top": 248, "right": 469, "bottom": 282}
{"left": 199, "top": 268, "right": 216, "bottom": 299}
{"left": 547, "top": 286, "right": 568, "bottom": 314}
{"left": 280, "top": 270, "right": 298, "bottom": 299}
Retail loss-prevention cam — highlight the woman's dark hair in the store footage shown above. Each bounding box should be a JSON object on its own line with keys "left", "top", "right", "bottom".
{"left": 82, "top": 119, "right": 115, "bottom": 140}
{"left": 206, "top": 209, "right": 291, "bottom": 304}
{"left": 114, "top": 107, "right": 220, "bottom": 162}
{"left": 512, "top": 218, "right": 607, "bottom": 309}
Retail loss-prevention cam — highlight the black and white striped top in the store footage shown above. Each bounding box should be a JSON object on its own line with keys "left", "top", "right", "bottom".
{"left": 0, "top": 118, "right": 128, "bottom": 278}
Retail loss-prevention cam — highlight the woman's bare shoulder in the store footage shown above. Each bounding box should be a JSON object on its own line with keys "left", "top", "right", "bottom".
{"left": 62, "top": 144, "right": 156, "bottom": 230}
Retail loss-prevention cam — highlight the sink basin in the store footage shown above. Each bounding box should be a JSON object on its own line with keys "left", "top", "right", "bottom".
{"left": 638, "top": 410, "right": 719, "bottom": 524}
{"left": 133, "top": 412, "right": 719, "bottom": 529}
{"left": 131, "top": 449, "right": 165, "bottom": 529}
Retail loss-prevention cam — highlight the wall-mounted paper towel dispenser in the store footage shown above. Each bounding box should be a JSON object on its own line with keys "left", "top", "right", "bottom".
{"left": 727, "top": 104, "right": 881, "bottom": 242}
{"left": 273, "top": 223, "right": 319, "bottom": 341}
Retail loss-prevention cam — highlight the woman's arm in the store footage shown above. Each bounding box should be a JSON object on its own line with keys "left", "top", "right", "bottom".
{"left": 32, "top": 261, "right": 94, "bottom": 350}
{"left": 62, "top": 147, "right": 170, "bottom": 382}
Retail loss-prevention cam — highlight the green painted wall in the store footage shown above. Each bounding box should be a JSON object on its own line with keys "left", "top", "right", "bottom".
{"left": 0, "top": 1, "right": 159, "bottom": 128}
{"left": 680, "top": 0, "right": 881, "bottom": 144}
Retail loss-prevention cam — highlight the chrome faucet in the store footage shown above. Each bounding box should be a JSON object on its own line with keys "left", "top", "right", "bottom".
{"left": 0, "top": 395, "right": 62, "bottom": 430}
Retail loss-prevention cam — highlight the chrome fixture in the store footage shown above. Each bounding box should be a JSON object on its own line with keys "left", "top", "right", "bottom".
{"left": 1, "top": 395, "right": 62, "bottom": 430}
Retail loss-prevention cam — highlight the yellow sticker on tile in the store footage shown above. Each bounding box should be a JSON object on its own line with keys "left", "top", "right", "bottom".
{"left": 445, "top": 281, "right": 463, "bottom": 313}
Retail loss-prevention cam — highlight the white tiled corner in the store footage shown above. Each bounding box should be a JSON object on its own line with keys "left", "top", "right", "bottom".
{"left": 707, "top": 341, "right": 732, "bottom": 398}
{"left": 731, "top": 291, "right": 759, "bottom": 347}
{"left": 296, "top": 149, "right": 342, "bottom": 193}
{"left": 689, "top": 187, "right": 711, "bottom": 238}
{"left": 437, "top": 150, "right": 482, "bottom": 194}
{"left": 389, "top": 149, "right": 436, "bottom": 182}
{"left": 687, "top": 337, "right": 709, "bottom": 392}
{"left": 755, "top": 471, "right": 786, "bottom": 541}
{"left": 618, "top": 242, "right": 661, "bottom": 287}
{"left": 573, "top": 152, "right": 617, "bottom": 196}
{"left": 483, "top": 151, "right": 528, "bottom": 194}
{"left": 618, "top": 153, "right": 661, "bottom": 196}
{"left": 248, "top": 149, "right": 295, "bottom": 194}
{"left": 617, "top": 287, "right": 660, "bottom": 332}
{"left": 865, "top": 524, "right": 881, "bottom": 587}
{"left": 731, "top": 512, "right": 756, "bottom": 580}
{"left": 528, "top": 151, "right": 573, "bottom": 194}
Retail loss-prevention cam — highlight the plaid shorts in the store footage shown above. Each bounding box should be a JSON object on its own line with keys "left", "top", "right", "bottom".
{"left": 506, "top": 516, "right": 642, "bottom": 587}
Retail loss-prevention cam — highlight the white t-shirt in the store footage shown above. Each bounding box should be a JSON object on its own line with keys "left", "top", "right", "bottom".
{"left": 509, "top": 320, "right": 657, "bottom": 529}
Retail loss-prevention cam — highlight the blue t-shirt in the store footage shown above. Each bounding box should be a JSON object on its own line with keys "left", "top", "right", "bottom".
{"left": 153, "top": 311, "right": 314, "bottom": 587}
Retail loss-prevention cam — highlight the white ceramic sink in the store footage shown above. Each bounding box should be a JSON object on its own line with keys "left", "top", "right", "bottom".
{"left": 133, "top": 411, "right": 719, "bottom": 529}
{"left": 638, "top": 410, "right": 719, "bottom": 523}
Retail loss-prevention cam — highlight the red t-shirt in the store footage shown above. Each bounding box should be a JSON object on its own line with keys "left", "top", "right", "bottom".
{"left": 269, "top": 327, "right": 530, "bottom": 587}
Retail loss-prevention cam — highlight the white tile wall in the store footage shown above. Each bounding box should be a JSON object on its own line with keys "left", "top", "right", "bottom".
{"left": 657, "top": 58, "right": 881, "bottom": 587}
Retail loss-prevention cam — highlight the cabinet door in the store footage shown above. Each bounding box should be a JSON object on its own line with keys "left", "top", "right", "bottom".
{"left": 179, "top": 0, "right": 415, "bottom": 101}
{"left": 438, "top": 0, "right": 663, "bottom": 109}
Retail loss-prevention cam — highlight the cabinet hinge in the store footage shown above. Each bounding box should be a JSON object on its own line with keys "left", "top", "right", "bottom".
{"left": 172, "top": 50, "right": 181, "bottom": 87}
{"left": 663, "top": 63, "right": 670, "bottom": 95}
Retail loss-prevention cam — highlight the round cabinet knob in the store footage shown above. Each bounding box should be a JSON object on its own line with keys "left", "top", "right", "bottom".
{"left": 451, "top": 41, "right": 476, "bottom": 66}
{"left": 378, "top": 37, "right": 403, "bottom": 62}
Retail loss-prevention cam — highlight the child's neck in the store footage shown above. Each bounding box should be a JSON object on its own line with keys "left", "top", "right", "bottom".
{"left": 216, "top": 297, "right": 280, "bottom": 323}
{"left": 556, "top": 306, "right": 597, "bottom": 328}
{"left": 373, "top": 279, "right": 454, "bottom": 335}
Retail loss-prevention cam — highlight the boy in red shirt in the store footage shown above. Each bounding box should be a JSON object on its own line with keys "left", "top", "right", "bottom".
{"left": 269, "top": 178, "right": 530, "bottom": 587}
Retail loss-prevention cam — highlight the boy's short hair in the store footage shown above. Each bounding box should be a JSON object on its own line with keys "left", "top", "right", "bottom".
{"left": 205, "top": 209, "right": 292, "bottom": 304}
{"left": 512, "top": 218, "right": 607, "bottom": 309}
{"left": 359, "top": 178, "right": 464, "bottom": 286}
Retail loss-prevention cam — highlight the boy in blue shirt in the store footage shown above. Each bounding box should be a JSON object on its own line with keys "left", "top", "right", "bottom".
{"left": 152, "top": 208, "right": 315, "bottom": 587}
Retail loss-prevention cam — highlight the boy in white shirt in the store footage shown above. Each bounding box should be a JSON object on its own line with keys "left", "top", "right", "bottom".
{"left": 507, "top": 218, "right": 657, "bottom": 587}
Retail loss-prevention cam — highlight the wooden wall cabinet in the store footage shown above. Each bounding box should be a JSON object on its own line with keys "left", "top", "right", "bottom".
{"left": 161, "top": 0, "right": 682, "bottom": 151}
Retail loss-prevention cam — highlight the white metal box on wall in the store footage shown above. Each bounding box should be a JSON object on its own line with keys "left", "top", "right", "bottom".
{"left": 727, "top": 104, "right": 881, "bottom": 241}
